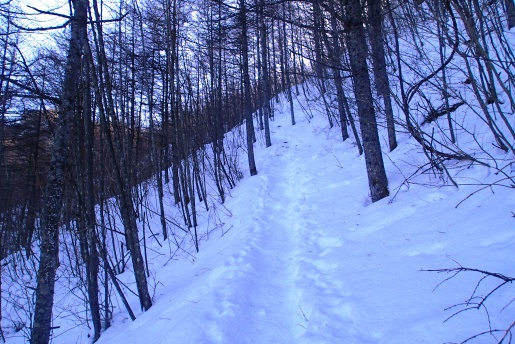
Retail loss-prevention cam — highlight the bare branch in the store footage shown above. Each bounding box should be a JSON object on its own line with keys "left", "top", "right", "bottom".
{"left": 25, "top": 5, "right": 71, "bottom": 20}
{"left": 8, "top": 19, "right": 70, "bottom": 32}
{"left": 0, "top": 75, "right": 61, "bottom": 104}
{"left": 424, "top": 264, "right": 515, "bottom": 343}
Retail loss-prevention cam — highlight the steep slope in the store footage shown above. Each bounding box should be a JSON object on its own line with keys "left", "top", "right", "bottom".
{"left": 89, "top": 93, "right": 515, "bottom": 344}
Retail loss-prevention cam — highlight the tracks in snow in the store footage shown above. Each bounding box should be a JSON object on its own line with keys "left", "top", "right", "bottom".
{"left": 205, "top": 120, "right": 354, "bottom": 342}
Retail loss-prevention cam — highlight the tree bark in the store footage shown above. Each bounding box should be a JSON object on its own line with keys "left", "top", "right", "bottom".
{"left": 240, "top": 0, "right": 258, "bottom": 176}
{"left": 327, "top": 0, "right": 349, "bottom": 141}
{"left": 83, "top": 60, "right": 101, "bottom": 342}
{"left": 367, "top": 0, "right": 397, "bottom": 152}
{"left": 258, "top": 3, "right": 272, "bottom": 147}
{"left": 282, "top": 2, "right": 296, "bottom": 126}
{"left": 344, "top": 0, "right": 389, "bottom": 202}
{"left": 504, "top": 0, "right": 515, "bottom": 29}
{"left": 31, "top": 0, "right": 88, "bottom": 343}
{"left": 88, "top": 0, "right": 152, "bottom": 311}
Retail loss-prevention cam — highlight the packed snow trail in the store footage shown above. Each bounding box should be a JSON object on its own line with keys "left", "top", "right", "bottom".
{"left": 95, "top": 106, "right": 370, "bottom": 343}
{"left": 93, "top": 98, "right": 515, "bottom": 344}
{"left": 201, "top": 125, "right": 307, "bottom": 342}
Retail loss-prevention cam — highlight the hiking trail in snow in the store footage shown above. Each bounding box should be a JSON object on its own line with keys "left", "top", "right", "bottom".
{"left": 93, "top": 99, "right": 515, "bottom": 344}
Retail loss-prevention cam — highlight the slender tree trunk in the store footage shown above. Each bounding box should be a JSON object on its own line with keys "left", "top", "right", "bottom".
{"left": 170, "top": 0, "right": 182, "bottom": 205}
{"left": 344, "top": 0, "right": 389, "bottom": 202}
{"left": 327, "top": 0, "right": 349, "bottom": 141}
{"left": 240, "top": 0, "right": 258, "bottom": 176}
{"left": 312, "top": 0, "right": 334, "bottom": 127}
{"left": 259, "top": 1, "right": 272, "bottom": 147}
{"left": 504, "top": 0, "right": 515, "bottom": 29}
{"left": 0, "top": 26, "right": 13, "bottom": 200}
{"left": 31, "top": 0, "right": 88, "bottom": 343}
{"left": 368, "top": 0, "right": 397, "bottom": 151}
{"left": 98, "top": 120, "right": 111, "bottom": 329}
{"left": 88, "top": 0, "right": 152, "bottom": 311}
{"left": 282, "top": 3, "right": 296, "bottom": 125}
{"left": 84, "top": 61, "right": 101, "bottom": 342}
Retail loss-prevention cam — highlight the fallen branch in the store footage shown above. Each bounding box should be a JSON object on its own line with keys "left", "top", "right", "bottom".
{"left": 421, "top": 101, "right": 465, "bottom": 125}
{"left": 423, "top": 262, "right": 515, "bottom": 343}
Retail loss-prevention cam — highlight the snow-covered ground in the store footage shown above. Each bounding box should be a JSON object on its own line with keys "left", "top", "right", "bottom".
{"left": 3, "top": 86, "right": 514, "bottom": 343}
{"left": 82, "top": 94, "right": 512, "bottom": 343}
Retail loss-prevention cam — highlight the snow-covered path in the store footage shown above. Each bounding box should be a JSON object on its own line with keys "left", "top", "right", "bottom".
{"left": 263, "top": 121, "right": 358, "bottom": 342}
{"left": 93, "top": 100, "right": 515, "bottom": 344}
{"left": 195, "top": 113, "right": 379, "bottom": 342}
{"left": 196, "top": 117, "right": 351, "bottom": 342}
{"left": 199, "top": 127, "right": 306, "bottom": 341}
{"left": 96, "top": 109, "right": 370, "bottom": 343}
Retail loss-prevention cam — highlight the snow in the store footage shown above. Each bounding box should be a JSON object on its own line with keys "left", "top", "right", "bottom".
{"left": 4, "top": 87, "right": 515, "bottom": 343}
{"left": 72, "top": 94, "right": 515, "bottom": 343}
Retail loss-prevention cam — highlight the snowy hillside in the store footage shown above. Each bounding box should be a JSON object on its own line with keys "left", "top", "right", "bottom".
{"left": 17, "top": 89, "right": 510, "bottom": 344}
{"left": 3, "top": 0, "right": 515, "bottom": 342}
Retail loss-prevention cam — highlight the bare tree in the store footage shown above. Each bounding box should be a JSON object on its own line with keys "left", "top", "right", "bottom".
{"left": 31, "top": 0, "right": 89, "bottom": 342}
{"left": 367, "top": 0, "right": 397, "bottom": 152}
{"left": 258, "top": 0, "right": 272, "bottom": 147}
{"left": 343, "top": 0, "right": 389, "bottom": 202}
{"left": 239, "top": 0, "right": 258, "bottom": 176}
{"left": 87, "top": 0, "right": 152, "bottom": 312}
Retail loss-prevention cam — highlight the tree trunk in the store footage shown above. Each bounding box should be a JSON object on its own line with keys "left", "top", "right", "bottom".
{"left": 282, "top": 3, "right": 296, "bottom": 126}
{"left": 504, "top": 0, "right": 515, "bottom": 29}
{"left": 367, "top": 0, "right": 397, "bottom": 152}
{"left": 327, "top": 0, "right": 349, "bottom": 141}
{"left": 258, "top": 1, "right": 272, "bottom": 147}
{"left": 88, "top": 0, "right": 152, "bottom": 311}
{"left": 312, "top": 0, "right": 334, "bottom": 127}
{"left": 31, "top": 0, "right": 88, "bottom": 343}
{"left": 240, "top": 0, "right": 258, "bottom": 176}
{"left": 344, "top": 0, "right": 389, "bottom": 202}
{"left": 83, "top": 60, "right": 101, "bottom": 342}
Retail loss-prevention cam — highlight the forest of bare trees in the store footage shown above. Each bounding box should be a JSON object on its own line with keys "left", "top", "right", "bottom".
{"left": 0, "top": 0, "right": 514, "bottom": 342}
